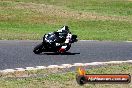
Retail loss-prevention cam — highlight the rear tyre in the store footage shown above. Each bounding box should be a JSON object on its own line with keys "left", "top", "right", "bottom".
{"left": 65, "top": 44, "right": 71, "bottom": 51}
{"left": 33, "top": 43, "right": 43, "bottom": 54}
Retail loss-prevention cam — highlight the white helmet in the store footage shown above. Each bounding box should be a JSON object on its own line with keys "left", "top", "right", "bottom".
{"left": 57, "top": 26, "right": 69, "bottom": 33}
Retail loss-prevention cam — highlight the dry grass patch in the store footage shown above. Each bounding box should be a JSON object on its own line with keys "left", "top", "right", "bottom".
{"left": 0, "top": 1, "right": 132, "bottom": 24}
{"left": 0, "top": 1, "right": 131, "bottom": 25}
{"left": 128, "top": 0, "right": 132, "bottom": 1}
{"left": 16, "top": 2, "right": 132, "bottom": 22}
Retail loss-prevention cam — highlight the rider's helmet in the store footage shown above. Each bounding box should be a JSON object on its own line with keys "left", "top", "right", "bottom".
{"left": 61, "top": 26, "right": 69, "bottom": 33}
{"left": 62, "top": 26, "right": 69, "bottom": 33}
{"left": 57, "top": 26, "right": 70, "bottom": 33}
{"left": 55, "top": 26, "right": 70, "bottom": 42}
{"left": 58, "top": 26, "right": 70, "bottom": 37}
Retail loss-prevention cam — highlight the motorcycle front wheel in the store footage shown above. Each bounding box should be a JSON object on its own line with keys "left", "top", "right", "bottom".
{"left": 33, "top": 43, "right": 44, "bottom": 54}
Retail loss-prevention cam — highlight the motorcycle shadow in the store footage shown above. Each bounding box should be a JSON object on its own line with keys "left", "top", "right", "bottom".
{"left": 40, "top": 52, "right": 80, "bottom": 55}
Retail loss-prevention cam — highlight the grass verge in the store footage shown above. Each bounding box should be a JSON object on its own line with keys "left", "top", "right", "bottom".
{"left": 0, "top": 63, "right": 132, "bottom": 88}
{"left": 0, "top": 0, "right": 132, "bottom": 40}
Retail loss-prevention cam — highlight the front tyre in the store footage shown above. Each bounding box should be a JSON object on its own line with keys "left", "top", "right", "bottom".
{"left": 33, "top": 43, "right": 43, "bottom": 54}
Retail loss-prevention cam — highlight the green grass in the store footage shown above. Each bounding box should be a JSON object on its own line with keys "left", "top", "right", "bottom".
{"left": 0, "top": 22, "right": 58, "bottom": 40}
{"left": 0, "top": 20, "right": 132, "bottom": 40}
{"left": 0, "top": 0, "right": 132, "bottom": 40}
{"left": 69, "top": 20, "right": 132, "bottom": 40}
{"left": 0, "top": 64, "right": 132, "bottom": 88}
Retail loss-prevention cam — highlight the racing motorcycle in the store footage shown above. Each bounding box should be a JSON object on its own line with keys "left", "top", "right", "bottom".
{"left": 33, "top": 33, "right": 78, "bottom": 54}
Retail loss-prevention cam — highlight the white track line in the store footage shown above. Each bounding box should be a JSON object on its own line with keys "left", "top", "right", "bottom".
{"left": 0, "top": 60, "right": 132, "bottom": 73}
{"left": 35, "top": 66, "right": 47, "bottom": 69}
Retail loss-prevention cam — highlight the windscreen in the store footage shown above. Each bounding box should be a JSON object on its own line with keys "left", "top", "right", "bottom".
{"left": 45, "top": 33, "right": 56, "bottom": 42}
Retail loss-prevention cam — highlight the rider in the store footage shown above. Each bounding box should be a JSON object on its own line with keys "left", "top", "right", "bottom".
{"left": 55, "top": 26, "right": 72, "bottom": 53}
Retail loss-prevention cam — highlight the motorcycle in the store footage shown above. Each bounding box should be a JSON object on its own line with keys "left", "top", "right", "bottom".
{"left": 33, "top": 33, "right": 78, "bottom": 54}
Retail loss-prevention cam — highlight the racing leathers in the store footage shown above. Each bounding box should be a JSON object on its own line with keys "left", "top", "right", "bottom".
{"left": 57, "top": 33, "right": 72, "bottom": 53}
{"left": 55, "top": 26, "right": 72, "bottom": 52}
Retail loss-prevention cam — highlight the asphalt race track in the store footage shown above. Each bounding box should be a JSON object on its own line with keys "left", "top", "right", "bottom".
{"left": 0, "top": 40, "right": 132, "bottom": 70}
